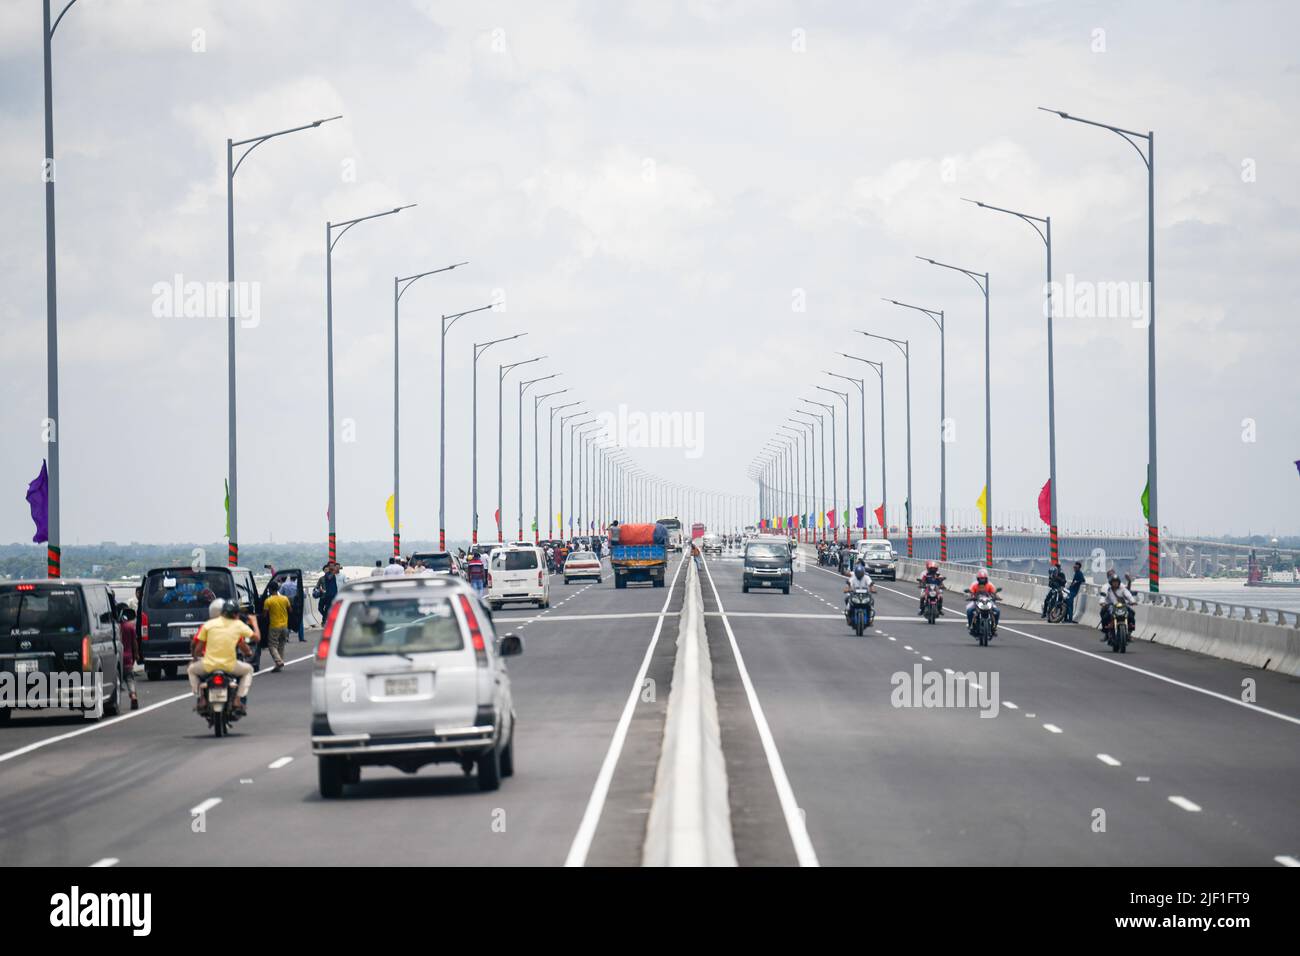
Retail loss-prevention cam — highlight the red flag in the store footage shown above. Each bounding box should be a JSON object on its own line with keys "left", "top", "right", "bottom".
{"left": 826, "top": 508, "right": 836, "bottom": 527}
{"left": 874, "top": 505, "right": 885, "bottom": 531}
{"left": 1037, "top": 479, "right": 1052, "bottom": 525}
{"left": 494, "top": 508, "right": 501, "bottom": 528}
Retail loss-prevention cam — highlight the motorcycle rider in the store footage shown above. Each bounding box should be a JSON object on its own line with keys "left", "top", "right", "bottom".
{"left": 917, "top": 560, "right": 946, "bottom": 615}
{"left": 1042, "top": 562, "right": 1067, "bottom": 618}
{"left": 187, "top": 599, "right": 255, "bottom": 715}
{"left": 843, "top": 560, "right": 876, "bottom": 618}
{"left": 1098, "top": 573, "right": 1137, "bottom": 642}
{"left": 965, "top": 568, "right": 1000, "bottom": 634}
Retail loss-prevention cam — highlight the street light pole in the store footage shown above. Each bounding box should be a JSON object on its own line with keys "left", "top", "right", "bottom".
{"left": 918, "top": 256, "right": 993, "bottom": 566}
{"left": 220, "top": 112, "right": 341, "bottom": 567}
{"left": 841, "top": 355, "right": 887, "bottom": 542}
{"left": 1041, "top": 106, "right": 1158, "bottom": 590}
{"left": 815, "top": 386, "right": 850, "bottom": 545}
{"left": 548, "top": 402, "right": 580, "bottom": 538}
{"left": 394, "top": 262, "right": 468, "bottom": 556}
{"left": 519, "top": 374, "right": 560, "bottom": 541}
{"left": 559, "top": 413, "right": 589, "bottom": 538}
{"left": 499, "top": 357, "right": 545, "bottom": 542}
{"left": 801, "top": 400, "right": 835, "bottom": 543}
{"left": 438, "top": 303, "right": 494, "bottom": 551}
{"left": 826, "top": 372, "right": 867, "bottom": 543}
{"left": 533, "top": 389, "right": 568, "bottom": 542}
{"left": 794, "top": 409, "right": 824, "bottom": 542}
{"left": 859, "top": 332, "right": 911, "bottom": 556}
{"left": 963, "top": 198, "right": 1058, "bottom": 564}
{"left": 472, "top": 333, "right": 527, "bottom": 545}
{"left": 884, "top": 299, "right": 945, "bottom": 559}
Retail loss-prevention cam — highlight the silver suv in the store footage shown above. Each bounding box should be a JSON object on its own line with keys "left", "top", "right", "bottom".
{"left": 310, "top": 575, "right": 522, "bottom": 798}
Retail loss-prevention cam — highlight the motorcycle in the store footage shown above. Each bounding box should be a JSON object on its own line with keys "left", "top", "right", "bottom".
{"left": 1043, "top": 585, "right": 1066, "bottom": 624}
{"left": 1107, "top": 599, "right": 1131, "bottom": 653}
{"left": 969, "top": 591, "right": 999, "bottom": 646}
{"left": 846, "top": 589, "right": 874, "bottom": 636}
{"left": 922, "top": 582, "right": 943, "bottom": 625}
{"left": 197, "top": 670, "right": 243, "bottom": 737}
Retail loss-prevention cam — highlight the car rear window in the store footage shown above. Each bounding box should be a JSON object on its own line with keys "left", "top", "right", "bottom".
{"left": 145, "top": 571, "right": 235, "bottom": 609}
{"left": 0, "top": 587, "right": 84, "bottom": 634}
{"left": 336, "top": 598, "right": 464, "bottom": 655}
{"left": 412, "top": 554, "right": 452, "bottom": 571}
{"left": 569, "top": 552, "right": 595, "bottom": 561}
{"left": 493, "top": 550, "right": 538, "bottom": 571}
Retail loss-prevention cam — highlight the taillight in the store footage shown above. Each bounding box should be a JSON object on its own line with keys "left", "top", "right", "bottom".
{"left": 81, "top": 636, "right": 92, "bottom": 671}
{"left": 538, "top": 570, "right": 543, "bottom": 586}
{"left": 316, "top": 602, "right": 342, "bottom": 667}
{"left": 458, "top": 595, "right": 488, "bottom": 668}
{"left": 212, "top": 673, "right": 225, "bottom": 686}
{"left": 486, "top": 572, "right": 493, "bottom": 589}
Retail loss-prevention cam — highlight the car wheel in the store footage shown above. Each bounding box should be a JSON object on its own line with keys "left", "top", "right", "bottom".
{"left": 782, "top": 586, "right": 790, "bottom": 595}
{"left": 596, "top": 576, "right": 602, "bottom": 584}
{"left": 145, "top": 667, "right": 162, "bottom": 682}
{"left": 319, "top": 757, "right": 345, "bottom": 799}
{"left": 500, "top": 729, "right": 515, "bottom": 778}
{"left": 742, "top": 584, "right": 749, "bottom": 593}
{"left": 564, "top": 577, "right": 571, "bottom": 584}
{"left": 477, "top": 743, "right": 502, "bottom": 791}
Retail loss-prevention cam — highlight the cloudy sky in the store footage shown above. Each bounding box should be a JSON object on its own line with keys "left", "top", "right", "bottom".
{"left": 1, "top": 0, "right": 1297, "bottom": 548}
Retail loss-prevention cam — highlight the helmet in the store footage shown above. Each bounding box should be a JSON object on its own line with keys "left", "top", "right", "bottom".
{"left": 926, "top": 561, "right": 938, "bottom": 571}
{"left": 976, "top": 568, "right": 989, "bottom": 583}
{"left": 219, "top": 599, "right": 240, "bottom": 618}
{"left": 208, "top": 597, "right": 225, "bottom": 619}
{"left": 854, "top": 561, "right": 867, "bottom": 575}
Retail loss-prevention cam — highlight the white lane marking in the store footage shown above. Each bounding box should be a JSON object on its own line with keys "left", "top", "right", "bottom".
{"left": 191, "top": 797, "right": 222, "bottom": 816}
{"left": 921, "top": 655, "right": 932, "bottom": 661}
{"left": 565, "top": 555, "right": 687, "bottom": 868}
{"left": 1097, "top": 754, "right": 1121, "bottom": 767}
{"left": 1136, "top": 776, "right": 1151, "bottom": 782}
{"left": 1003, "top": 701, "right": 1018, "bottom": 710}
{"left": 903, "top": 645, "right": 913, "bottom": 651}
{"left": 701, "top": 559, "right": 819, "bottom": 867}
{"left": 1168, "top": 795, "right": 1202, "bottom": 813}
{"left": 1043, "top": 723, "right": 1063, "bottom": 734}
{"left": 268, "top": 756, "right": 294, "bottom": 770}
{"left": 1275, "top": 855, "right": 1300, "bottom": 867}
{"left": 0, "top": 651, "right": 317, "bottom": 766}
{"left": 89, "top": 858, "right": 119, "bottom": 867}
{"left": 496, "top": 611, "right": 680, "bottom": 623}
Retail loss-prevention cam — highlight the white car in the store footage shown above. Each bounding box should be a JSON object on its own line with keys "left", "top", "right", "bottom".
{"left": 310, "top": 575, "right": 522, "bottom": 796}
{"left": 487, "top": 544, "right": 550, "bottom": 610}
{"left": 702, "top": 533, "right": 723, "bottom": 555}
{"left": 563, "top": 550, "right": 602, "bottom": 584}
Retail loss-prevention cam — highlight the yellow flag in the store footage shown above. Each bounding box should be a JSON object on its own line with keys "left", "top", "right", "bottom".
{"left": 976, "top": 485, "right": 988, "bottom": 526}
{"left": 817, "top": 509, "right": 825, "bottom": 528}
{"left": 385, "top": 494, "right": 396, "bottom": 530}
{"left": 556, "top": 512, "right": 562, "bottom": 529}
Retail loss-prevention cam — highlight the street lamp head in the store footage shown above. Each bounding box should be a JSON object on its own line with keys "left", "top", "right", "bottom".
{"left": 312, "top": 115, "right": 344, "bottom": 127}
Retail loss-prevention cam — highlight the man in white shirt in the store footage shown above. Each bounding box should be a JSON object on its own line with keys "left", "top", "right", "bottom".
{"left": 383, "top": 557, "right": 405, "bottom": 577}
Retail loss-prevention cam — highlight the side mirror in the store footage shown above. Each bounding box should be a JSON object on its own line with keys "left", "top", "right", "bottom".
{"left": 497, "top": 633, "right": 523, "bottom": 657}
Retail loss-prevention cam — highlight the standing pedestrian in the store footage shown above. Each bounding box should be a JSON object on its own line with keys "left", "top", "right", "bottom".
{"left": 1066, "top": 561, "right": 1085, "bottom": 623}
{"left": 263, "top": 582, "right": 291, "bottom": 673}
{"left": 116, "top": 604, "right": 141, "bottom": 710}
{"left": 316, "top": 563, "right": 338, "bottom": 620}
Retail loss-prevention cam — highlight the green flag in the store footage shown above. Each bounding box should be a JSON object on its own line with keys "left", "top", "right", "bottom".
{"left": 1140, "top": 481, "right": 1150, "bottom": 521}
{"left": 224, "top": 479, "right": 230, "bottom": 537}
{"left": 531, "top": 517, "right": 537, "bottom": 532}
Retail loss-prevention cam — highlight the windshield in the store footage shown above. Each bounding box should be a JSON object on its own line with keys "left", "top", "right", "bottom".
{"left": 861, "top": 543, "right": 891, "bottom": 555}
{"left": 0, "top": 586, "right": 83, "bottom": 634}
{"left": 337, "top": 597, "right": 464, "bottom": 656}
{"left": 145, "top": 571, "right": 234, "bottom": 609}
{"left": 412, "top": 554, "right": 452, "bottom": 571}
{"left": 493, "top": 550, "right": 539, "bottom": 571}
{"left": 746, "top": 544, "right": 787, "bottom": 560}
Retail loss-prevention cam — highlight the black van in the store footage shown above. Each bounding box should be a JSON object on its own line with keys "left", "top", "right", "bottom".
{"left": 138, "top": 566, "right": 260, "bottom": 680}
{"left": 0, "top": 579, "right": 125, "bottom": 721}
{"left": 742, "top": 538, "right": 793, "bottom": 595}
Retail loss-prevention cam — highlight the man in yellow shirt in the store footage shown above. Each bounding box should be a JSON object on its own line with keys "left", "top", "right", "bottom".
{"left": 187, "top": 600, "right": 255, "bottom": 713}
{"left": 263, "top": 582, "right": 291, "bottom": 672}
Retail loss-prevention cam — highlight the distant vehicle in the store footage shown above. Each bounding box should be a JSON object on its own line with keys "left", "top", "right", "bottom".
{"left": 611, "top": 522, "right": 668, "bottom": 589}
{"left": 855, "top": 539, "right": 898, "bottom": 580}
{"left": 311, "top": 575, "right": 522, "bottom": 797}
{"left": 486, "top": 545, "right": 550, "bottom": 610}
{"left": 691, "top": 522, "right": 706, "bottom": 541}
{"left": 702, "top": 533, "right": 723, "bottom": 556}
{"left": 0, "top": 579, "right": 126, "bottom": 721}
{"left": 742, "top": 525, "right": 758, "bottom": 540}
{"left": 138, "top": 566, "right": 260, "bottom": 681}
{"left": 410, "top": 551, "right": 459, "bottom": 577}
{"left": 657, "top": 517, "right": 684, "bottom": 553}
{"left": 563, "top": 551, "right": 602, "bottom": 584}
{"left": 742, "top": 538, "right": 793, "bottom": 595}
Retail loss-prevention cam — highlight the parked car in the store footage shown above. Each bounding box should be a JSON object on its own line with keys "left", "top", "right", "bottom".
{"left": 310, "top": 575, "right": 522, "bottom": 796}
{"left": 138, "top": 566, "right": 260, "bottom": 681}
{"left": 0, "top": 579, "right": 125, "bottom": 721}
{"left": 742, "top": 537, "right": 793, "bottom": 594}
{"left": 563, "top": 550, "right": 602, "bottom": 584}
{"left": 486, "top": 545, "right": 550, "bottom": 610}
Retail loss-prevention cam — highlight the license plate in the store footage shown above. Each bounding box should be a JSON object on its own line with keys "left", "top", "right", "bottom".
{"left": 384, "top": 676, "right": 419, "bottom": 697}
{"left": 177, "top": 626, "right": 200, "bottom": 639}
{"left": 208, "top": 688, "right": 228, "bottom": 703}
{"left": 14, "top": 659, "right": 38, "bottom": 674}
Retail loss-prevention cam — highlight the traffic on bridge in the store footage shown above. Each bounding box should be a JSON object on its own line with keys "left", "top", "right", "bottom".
{"left": 1, "top": 0, "right": 1295, "bottom": 941}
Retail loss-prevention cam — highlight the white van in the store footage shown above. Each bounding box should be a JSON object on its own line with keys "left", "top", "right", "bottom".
{"left": 487, "top": 545, "right": 550, "bottom": 610}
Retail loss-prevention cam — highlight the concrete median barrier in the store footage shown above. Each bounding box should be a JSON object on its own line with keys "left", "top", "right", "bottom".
{"left": 642, "top": 558, "right": 737, "bottom": 866}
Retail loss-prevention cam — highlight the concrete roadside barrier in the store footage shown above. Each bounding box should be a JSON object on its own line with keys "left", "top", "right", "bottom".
{"left": 642, "top": 557, "right": 737, "bottom": 866}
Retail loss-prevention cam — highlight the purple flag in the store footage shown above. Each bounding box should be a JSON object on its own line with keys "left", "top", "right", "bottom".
{"left": 26, "top": 460, "right": 49, "bottom": 544}
{"left": 854, "top": 505, "right": 865, "bottom": 529}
